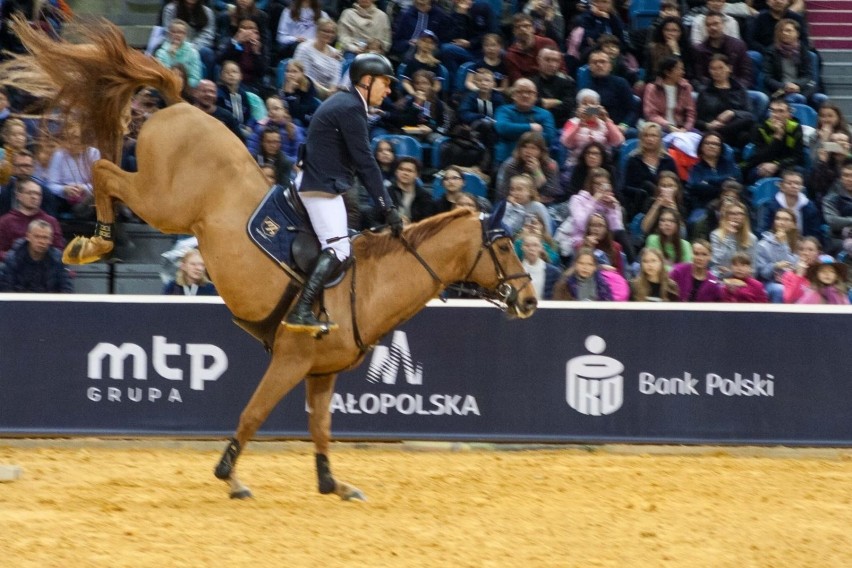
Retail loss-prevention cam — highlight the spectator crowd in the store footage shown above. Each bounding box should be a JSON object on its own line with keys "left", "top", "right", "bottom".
{"left": 0, "top": 0, "right": 849, "bottom": 304}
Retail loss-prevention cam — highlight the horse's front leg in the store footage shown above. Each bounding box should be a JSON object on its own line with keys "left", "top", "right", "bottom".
{"left": 307, "top": 374, "right": 366, "bottom": 501}
{"left": 215, "top": 350, "right": 311, "bottom": 499}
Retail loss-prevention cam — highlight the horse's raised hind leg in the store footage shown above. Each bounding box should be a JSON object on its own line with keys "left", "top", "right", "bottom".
{"left": 62, "top": 160, "right": 124, "bottom": 264}
{"left": 214, "top": 347, "right": 313, "bottom": 499}
{"left": 307, "top": 374, "right": 366, "bottom": 502}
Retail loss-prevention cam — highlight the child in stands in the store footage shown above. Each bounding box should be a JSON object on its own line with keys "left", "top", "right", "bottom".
{"left": 721, "top": 252, "right": 768, "bottom": 302}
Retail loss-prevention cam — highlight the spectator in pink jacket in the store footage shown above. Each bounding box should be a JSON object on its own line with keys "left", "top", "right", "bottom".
{"left": 567, "top": 167, "right": 625, "bottom": 251}
{"left": 796, "top": 258, "right": 850, "bottom": 305}
{"left": 781, "top": 237, "right": 824, "bottom": 303}
{"left": 642, "top": 56, "right": 696, "bottom": 134}
{"left": 559, "top": 88, "right": 624, "bottom": 179}
{"left": 721, "top": 252, "right": 769, "bottom": 302}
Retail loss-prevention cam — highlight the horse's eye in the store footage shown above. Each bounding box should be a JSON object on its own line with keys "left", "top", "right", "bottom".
{"left": 498, "top": 243, "right": 511, "bottom": 253}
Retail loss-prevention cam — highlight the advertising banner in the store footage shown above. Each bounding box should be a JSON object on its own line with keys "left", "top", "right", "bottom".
{"left": 0, "top": 298, "right": 850, "bottom": 445}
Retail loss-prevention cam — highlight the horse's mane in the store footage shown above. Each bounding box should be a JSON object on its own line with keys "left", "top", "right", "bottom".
{"left": 354, "top": 209, "right": 475, "bottom": 261}
{"left": 0, "top": 16, "right": 182, "bottom": 163}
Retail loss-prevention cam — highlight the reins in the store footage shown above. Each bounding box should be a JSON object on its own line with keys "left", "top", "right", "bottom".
{"left": 341, "top": 219, "right": 533, "bottom": 365}
{"left": 399, "top": 233, "right": 446, "bottom": 288}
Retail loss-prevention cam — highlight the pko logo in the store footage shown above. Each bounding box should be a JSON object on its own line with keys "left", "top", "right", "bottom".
{"left": 566, "top": 335, "right": 624, "bottom": 416}
{"left": 86, "top": 336, "right": 228, "bottom": 404}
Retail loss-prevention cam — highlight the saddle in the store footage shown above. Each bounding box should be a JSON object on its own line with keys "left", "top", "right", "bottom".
{"left": 246, "top": 182, "right": 351, "bottom": 284}
{"left": 236, "top": 182, "right": 354, "bottom": 350}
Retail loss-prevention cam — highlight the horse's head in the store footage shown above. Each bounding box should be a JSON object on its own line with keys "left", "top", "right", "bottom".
{"left": 463, "top": 202, "right": 537, "bottom": 319}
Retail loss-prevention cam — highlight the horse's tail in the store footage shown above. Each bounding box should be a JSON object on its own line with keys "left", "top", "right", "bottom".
{"left": 0, "top": 16, "right": 182, "bottom": 163}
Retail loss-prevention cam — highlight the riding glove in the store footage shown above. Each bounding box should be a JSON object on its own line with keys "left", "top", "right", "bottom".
{"left": 383, "top": 207, "right": 404, "bottom": 237}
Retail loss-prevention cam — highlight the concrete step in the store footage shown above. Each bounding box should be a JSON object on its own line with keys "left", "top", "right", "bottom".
{"left": 111, "top": 223, "right": 177, "bottom": 264}
{"left": 120, "top": 24, "right": 155, "bottom": 49}
{"left": 813, "top": 50, "right": 852, "bottom": 64}
{"left": 70, "top": 0, "right": 159, "bottom": 25}
{"left": 113, "top": 263, "right": 166, "bottom": 295}
{"left": 70, "top": 263, "right": 111, "bottom": 294}
{"left": 821, "top": 94, "right": 852, "bottom": 120}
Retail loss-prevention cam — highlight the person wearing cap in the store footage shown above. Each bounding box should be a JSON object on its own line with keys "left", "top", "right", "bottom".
{"left": 390, "top": 0, "right": 451, "bottom": 60}
{"left": 284, "top": 53, "right": 403, "bottom": 334}
{"left": 796, "top": 257, "right": 850, "bottom": 304}
{"left": 400, "top": 30, "right": 444, "bottom": 97}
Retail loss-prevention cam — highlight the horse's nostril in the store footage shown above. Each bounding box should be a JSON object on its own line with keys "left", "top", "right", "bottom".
{"left": 525, "top": 298, "right": 538, "bottom": 311}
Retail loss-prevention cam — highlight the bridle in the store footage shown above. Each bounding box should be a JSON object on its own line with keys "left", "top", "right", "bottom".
{"left": 398, "top": 216, "right": 532, "bottom": 311}
{"left": 346, "top": 214, "right": 532, "bottom": 362}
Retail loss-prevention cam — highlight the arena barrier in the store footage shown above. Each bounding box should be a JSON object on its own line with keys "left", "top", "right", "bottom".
{"left": 1, "top": 296, "right": 850, "bottom": 446}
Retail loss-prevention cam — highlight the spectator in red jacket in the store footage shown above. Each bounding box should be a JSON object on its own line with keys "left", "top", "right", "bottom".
{"left": 504, "top": 14, "right": 563, "bottom": 83}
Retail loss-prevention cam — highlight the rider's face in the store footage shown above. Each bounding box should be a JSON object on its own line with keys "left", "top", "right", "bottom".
{"left": 367, "top": 76, "right": 392, "bottom": 106}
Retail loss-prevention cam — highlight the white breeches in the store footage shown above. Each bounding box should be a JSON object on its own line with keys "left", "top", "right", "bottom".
{"left": 300, "top": 191, "right": 351, "bottom": 260}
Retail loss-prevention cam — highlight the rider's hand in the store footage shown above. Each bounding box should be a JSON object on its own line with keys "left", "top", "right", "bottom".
{"left": 384, "top": 207, "right": 403, "bottom": 237}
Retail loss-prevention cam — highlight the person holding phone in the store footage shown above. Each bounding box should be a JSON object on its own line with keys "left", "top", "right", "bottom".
{"left": 559, "top": 88, "right": 623, "bottom": 183}
{"left": 567, "top": 167, "right": 626, "bottom": 251}
{"left": 638, "top": 170, "right": 688, "bottom": 236}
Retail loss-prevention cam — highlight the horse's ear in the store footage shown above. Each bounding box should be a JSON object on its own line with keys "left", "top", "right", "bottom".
{"left": 487, "top": 199, "right": 506, "bottom": 230}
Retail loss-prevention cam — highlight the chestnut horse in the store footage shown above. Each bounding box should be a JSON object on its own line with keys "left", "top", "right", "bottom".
{"left": 4, "top": 19, "right": 537, "bottom": 500}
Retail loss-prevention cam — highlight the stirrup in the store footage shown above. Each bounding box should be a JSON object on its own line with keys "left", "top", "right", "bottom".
{"left": 283, "top": 307, "right": 338, "bottom": 337}
{"left": 283, "top": 319, "right": 338, "bottom": 337}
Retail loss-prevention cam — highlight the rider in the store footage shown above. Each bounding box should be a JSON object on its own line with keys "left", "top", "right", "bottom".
{"left": 285, "top": 53, "right": 403, "bottom": 334}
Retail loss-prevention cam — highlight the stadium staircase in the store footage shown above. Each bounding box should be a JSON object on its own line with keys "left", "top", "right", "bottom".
{"left": 808, "top": 0, "right": 852, "bottom": 117}
{"left": 69, "top": 0, "right": 158, "bottom": 48}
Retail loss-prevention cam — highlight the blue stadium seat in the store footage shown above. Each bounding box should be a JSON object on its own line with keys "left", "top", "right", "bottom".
{"left": 746, "top": 50, "right": 763, "bottom": 91}
{"left": 371, "top": 134, "right": 424, "bottom": 161}
{"left": 629, "top": 0, "right": 661, "bottom": 30}
{"left": 747, "top": 90, "right": 768, "bottom": 121}
{"left": 790, "top": 103, "right": 818, "bottom": 128}
{"left": 455, "top": 60, "right": 477, "bottom": 93}
{"left": 482, "top": 0, "right": 503, "bottom": 19}
{"left": 617, "top": 138, "right": 640, "bottom": 179}
{"left": 576, "top": 65, "right": 591, "bottom": 90}
{"left": 749, "top": 177, "right": 780, "bottom": 209}
{"left": 431, "top": 135, "right": 450, "bottom": 169}
{"left": 808, "top": 50, "right": 820, "bottom": 87}
{"left": 276, "top": 58, "right": 289, "bottom": 89}
{"left": 432, "top": 171, "right": 489, "bottom": 198}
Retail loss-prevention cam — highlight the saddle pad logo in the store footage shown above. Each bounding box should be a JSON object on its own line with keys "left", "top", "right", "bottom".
{"left": 262, "top": 216, "right": 280, "bottom": 237}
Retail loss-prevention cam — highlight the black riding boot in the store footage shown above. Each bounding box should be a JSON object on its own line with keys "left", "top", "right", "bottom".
{"left": 284, "top": 249, "right": 342, "bottom": 333}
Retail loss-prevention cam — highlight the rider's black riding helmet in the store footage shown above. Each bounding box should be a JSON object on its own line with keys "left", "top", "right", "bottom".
{"left": 349, "top": 53, "right": 397, "bottom": 90}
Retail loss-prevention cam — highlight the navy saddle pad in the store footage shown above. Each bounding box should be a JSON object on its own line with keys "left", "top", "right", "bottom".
{"left": 246, "top": 183, "right": 319, "bottom": 279}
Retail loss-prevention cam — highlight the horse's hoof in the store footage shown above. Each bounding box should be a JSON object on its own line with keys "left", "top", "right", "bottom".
{"left": 341, "top": 488, "right": 367, "bottom": 502}
{"left": 62, "top": 236, "right": 113, "bottom": 264}
{"left": 230, "top": 488, "right": 253, "bottom": 500}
